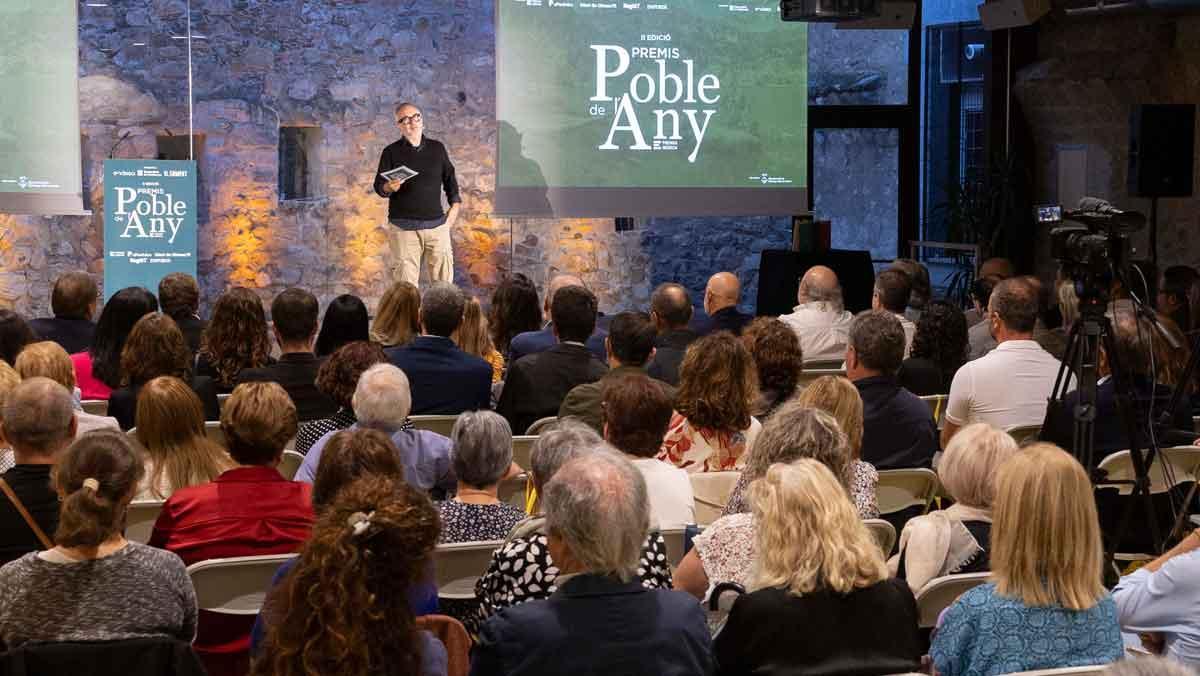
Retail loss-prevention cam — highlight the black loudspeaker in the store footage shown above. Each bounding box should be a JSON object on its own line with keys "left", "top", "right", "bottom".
{"left": 1129, "top": 104, "right": 1196, "bottom": 198}
{"left": 756, "top": 249, "right": 877, "bottom": 317}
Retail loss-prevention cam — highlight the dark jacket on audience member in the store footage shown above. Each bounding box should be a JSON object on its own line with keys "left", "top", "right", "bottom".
{"left": 235, "top": 353, "right": 336, "bottom": 422}
{"left": 0, "top": 637, "right": 207, "bottom": 676}
{"left": 692, "top": 306, "right": 753, "bottom": 337}
{"left": 855, "top": 375, "right": 939, "bottom": 470}
{"left": 470, "top": 573, "right": 714, "bottom": 676}
{"left": 174, "top": 316, "right": 207, "bottom": 356}
{"left": 507, "top": 323, "right": 608, "bottom": 365}
{"left": 0, "top": 465, "right": 59, "bottom": 566}
{"left": 386, "top": 336, "right": 492, "bottom": 415}
{"left": 108, "top": 376, "right": 222, "bottom": 431}
{"left": 558, "top": 365, "right": 676, "bottom": 433}
{"left": 29, "top": 317, "right": 95, "bottom": 356}
{"left": 497, "top": 343, "right": 608, "bottom": 435}
{"left": 897, "top": 356, "right": 956, "bottom": 397}
{"left": 646, "top": 329, "right": 701, "bottom": 387}
{"left": 714, "top": 578, "right": 922, "bottom": 676}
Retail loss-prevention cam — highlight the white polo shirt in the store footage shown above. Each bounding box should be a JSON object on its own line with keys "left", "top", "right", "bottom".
{"left": 945, "top": 339, "right": 1069, "bottom": 431}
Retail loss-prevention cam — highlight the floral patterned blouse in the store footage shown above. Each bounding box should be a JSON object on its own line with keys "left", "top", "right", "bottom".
{"left": 693, "top": 512, "right": 756, "bottom": 599}
{"left": 657, "top": 412, "right": 762, "bottom": 473}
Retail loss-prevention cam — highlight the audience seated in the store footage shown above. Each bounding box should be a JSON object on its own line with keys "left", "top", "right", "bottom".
{"left": 159, "top": 272, "right": 206, "bottom": 355}
{"left": 1159, "top": 265, "right": 1200, "bottom": 334}
{"left": 713, "top": 459, "right": 921, "bottom": 676}
{"left": 370, "top": 280, "right": 422, "bottom": 348}
{"left": 252, "top": 477, "right": 445, "bottom": 676}
{"left": 196, "top": 287, "right": 273, "bottom": 393}
{"left": 294, "top": 340, "right": 389, "bottom": 455}
{"left": 645, "top": 282, "right": 700, "bottom": 386}
{"left": 488, "top": 273, "right": 542, "bottom": 359}
{"left": 0, "top": 429, "right": 197, "bottom": 650}
{"left": 965, "top": 275, "right": 997, "bottom": 329}
{"left": 898, "top": 300, "right": 968, "bottom": 396}
{"left": 889, "top": 423, "right": 1017, "bottom": 591}
{"left": 677, "top": 407, "right": 858, "bottom": 599}
{"left": 559, "top": 311, "right": 673, "bottom": 432}
{"left": 778, "top": 265, "right": 854, "bottom": 365}
{"left": 873, "top": 269, "right": 916, "bottom": 357}
{"left": 29, "top": 271, "right": 97, "bottom": 356}
{"left": 439, "top": 411, "right": 525, "bottom": 542}
{"left": 387, "top": 283, "right": 492, "bottom": 415}
{"left": 658, "top": 332, "right": 760, "bottom": 473}
{"left": 692, "top": 271, "right": 752, "bottom": 336}
{"left": 297, "top": 364, "right": 455, "bottom": 496}
{"left": 149, "top": 381, "right": 312, "bottom": 676}
{"left": 471, "top": 452, "right": 712, "bottom": 676}
{"left": 455, "top": 296, "right": 505, "bottom": 383}
{"left": 891, "top": 258, "right": 931, "bottom": 324}
{"left": 602, "top": 373, "right": 694, "bottom": 528}
{"left": 847, "top": 310, "right": 938, "bottom": 470}
{"left": 314, "top": 294, "right": 369, "bottom": 358}
{"left": 0, "top": 363, "right": 21, "bottom": 474}
{"left": 0, "top": 311, "right": 36, "bottom": 368}
{"left": 967, "top": 260, "right": 1015, "bottom": 359}
{"left": 0, "top": 378, "right": 78, "bottom": 565}
{"left": 72, "top": 286, "right": 158, "bottom": 400}
{"left": 930, "top": 443, "right": 1123, "bottom": 676}
{"left": 508, "top": 275, "right": 607, "bottom": 365}
{"left": 497, "top": 285, "right": 607, "bottom": 433}
{"left": 14, "top": 341, "right": 118, "bottom": 435}
{"left": 792, "top": 377, "right": 879, "bottom": 518}
{"left": 741, "top": 317, "right": 804, "bottom": 420}
{"left": 471, "top": 422, "right": 672, "bottom": 635}
{"left": 943, "top": 277, "right": 1066, "bottom": 447}
{"left": 108, "top": 314, "right": 220, "bottom": 430}
{"left": 235, "top": 288, "right": 336, "bottom": 422}
{"left": 134, "top": 376, "right": 234, "bottom": 501}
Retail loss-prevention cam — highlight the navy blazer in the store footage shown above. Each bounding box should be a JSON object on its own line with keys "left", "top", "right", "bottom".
{"left": 691, "top": 306, "right": 753, "bottom": 337}
{"left": 108, "top": 375, "right": 221, "bottom": 431}
{"left": 855, "top": 375, "right": 939, "bottom": 470}
{"left": 386, "top": 335, "right": 491, "bottom": 415}
{"left": 508, "top": 323, "right": 608, "bottom": 365}
{"left": 470, "top": 573, "right": 714, "bottom": 676}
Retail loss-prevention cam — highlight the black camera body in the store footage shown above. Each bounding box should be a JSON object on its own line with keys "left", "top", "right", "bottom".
{"left": 1041, "top": 198, "right": 1144, "bottom": 309}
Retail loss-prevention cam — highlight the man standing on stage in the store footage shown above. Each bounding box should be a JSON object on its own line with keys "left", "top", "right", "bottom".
{"left": 374, "top": 102, "right": 462, "bottom": 285}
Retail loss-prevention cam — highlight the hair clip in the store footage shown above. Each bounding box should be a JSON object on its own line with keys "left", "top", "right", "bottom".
{"left": 347, "top": 510, "right": 376, "bottom": 537}
{"left": 82, "top": 478, "right": 100, "bottom": 492}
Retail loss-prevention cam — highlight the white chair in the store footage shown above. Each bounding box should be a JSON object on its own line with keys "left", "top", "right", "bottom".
{"left": 1097, "top": 446, "right": 1199, "bottom": 496}
{"left": 125, "top": 500, "right": 164, "bottom": 544}
{"left": 919, "top": 394, "right": 948, "bottom": 429}
{"left": 498, "top": 473, "right": 529, "bottom": 510}
{"left": 511, "top": 435, "right": 537, "bottom": 472}
{"left": 204, "top": 421, "right": 226, "bottom": 447}
{"left": 434, "top": 540, "right": 504, "bottom": 601}
{"left": 186, "top": 553, "right": 298, "bottom": 615}
{"left": 525, "top": 416, "right": 557, "bottom": 436}
{"left": 660, "top": 527, "right": 688, "bottom": 566}
{"left": 797, "top": 368, "right": 847, "bottom": 389}
{"left": 914, "top": 572, "right": 990, "bottom": 628}
{"left": 864, "top": 518, "right": 897, "bottom": 557}
{"left": 1003, "top": 666, "right": 1112, "bottom": 676}
{"left": 81, "top": 399, "right": 108, "bottom": 416}
{"left": 803, "top": 359, "right": 845, "bottom": 370}
{"left": 216, "top": 392, "right": 231, "bottom": 413}
{"left": 689, "top": 471, "right": 741, "bottom": 526}
{"left": 278, "top": 450, "right": 304, "bottom": 481}
{"left": 875, "top": 468, "right": 939, "bottom": 516}
{"left": 1006, "top": 424, "right": 1042, "bottom": 445}
{"left": 408, "top": 414, "right": 459, "bottom": 438}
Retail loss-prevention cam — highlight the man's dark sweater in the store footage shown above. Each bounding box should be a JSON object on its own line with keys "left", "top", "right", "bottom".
{"left": 0, "top": 464, "right": 58, "bottom": 566}
{"left": 234, "top": 353, "right": 336, "bottom": 421}
{"left": 855, "top": 375, "right": 939, "bottom": 470}
{"left": 373, "top": 136, "right": 461, "bottom": 223}
{"left": 29, "top": 317, "right": 94, "bottom": 356}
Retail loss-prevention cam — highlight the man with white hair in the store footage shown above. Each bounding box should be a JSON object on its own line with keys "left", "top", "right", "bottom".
{"left": 508, "top": 274, "right": 608, "bottom": 363}
{"left": 472, "top": 451, "right": 713, "bottom": 676}
{"left": 778, "top": 265, "right": 854, "bottom": 364}
{"left": 294, "top": 363, "right": 455, "bottom": 495}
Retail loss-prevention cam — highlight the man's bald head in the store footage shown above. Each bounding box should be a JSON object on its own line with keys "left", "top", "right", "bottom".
{"left": 650, "top": 283, "right": 693, "bottom": 331}
{"left": 2, "top": 376, "right": 76, "bottom": 461}
{"left": 545, "top": 274, "right": 585, "bottom": 316}
{"left": 704, "top": 272, "right": 741, "bottom": 315}
{"left": 980, "top": 258, "right": 1015, "bottom": 281}
{"left": 798, "top": 266, "right": 843, "bottom": 308}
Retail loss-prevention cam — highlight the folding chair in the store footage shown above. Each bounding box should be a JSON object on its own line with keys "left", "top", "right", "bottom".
{"left": 511, "top": 435, "right": 537, "bottom": 472}
{"left": 919, "top": 394, "right": 947, "bottom": 429}
{"left": 125, "top": 500, "right": 165, "bottom": 544}
{"left": 186, "top": 553, "right": 298, "bottom": 615}
{"left": 277, "top": 450, "right": 304, "bottom": 481}
{"left": 409, "top": 415, "right": 460, "bottom": 438}
{"left": 689, "top": 471, "right": 741, "bottom": 526}
{"left": 433, "top": 540, "right": 504, "bottom": 601}
{"left": 660, "top": 527, "right": 688, "bottom": 566}
{"left": 81, "top": 399, "right": 109, "bottom": 416}
{"left": 216, "top": 392, "right": 231, "bottom": 413}
{"left": 1006, "top": 424, "right": 1042, "bottom": 445}
{"left": 914, "top": 572, "right": 990, "bottom": 628}
{"left": 864, "top": 518, "right": 897, "bottom": 557}
{"left": 525, "top": 416, "right": 558, "bottom": 436}
{"left": 204, "top": 421, "right": 226, "bottom": 447}
{"left": 797, "top": 368, "right": 847, "bottom": 390}
{"left": 875, "top": 468, "right": 939, "bottom": 516}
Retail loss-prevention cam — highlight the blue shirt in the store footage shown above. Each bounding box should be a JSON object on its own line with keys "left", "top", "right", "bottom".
{"left": 1113, "top": 549, "right": 1200, "bottom": 666}
{"left": 931, "top": 583, "right": 1123, "bottom": 676}
{"left": 295, "top": 424, "right": 456, "bottom": 496}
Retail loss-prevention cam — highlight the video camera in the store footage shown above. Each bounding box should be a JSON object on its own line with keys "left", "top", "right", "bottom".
{"left": 1038, "top": 197, "right": 1145, "bottom": 307}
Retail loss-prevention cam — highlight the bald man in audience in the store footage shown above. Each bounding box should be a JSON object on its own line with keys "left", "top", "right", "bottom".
{"left": 508, "top": 274, "right": 607, "bottom": 363}
{"left": 0, "top": 378, "right": 77, "bottom": 565}
{"left": 693, "top": 272, "right": 751, "bottom": 336}
{"left": 778, "top": 265, "right": 854, "bottom": 364}
{"left": 646, "top": 282, "right": 699, "bottom": 386}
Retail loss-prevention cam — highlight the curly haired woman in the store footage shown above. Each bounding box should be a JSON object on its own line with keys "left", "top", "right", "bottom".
{"left": 898, "top": 299, "right": 968, "bottom": 396}
{"left": 196, "top": 287, "right": 273, "bottom": 392}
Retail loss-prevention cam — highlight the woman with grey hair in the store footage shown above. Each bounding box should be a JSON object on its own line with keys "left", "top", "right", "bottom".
{"left": 467, "top": 420, "right": 673, "bottom": 636}
{"left": 437, "top": 411, "right": 525, "bottom": 543}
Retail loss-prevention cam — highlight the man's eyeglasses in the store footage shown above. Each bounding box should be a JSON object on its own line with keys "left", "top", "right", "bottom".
{"left": 397, "top": 113, "right": 422, "bottom": 125}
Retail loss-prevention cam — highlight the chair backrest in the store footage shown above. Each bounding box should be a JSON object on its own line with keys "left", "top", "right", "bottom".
{"left": 216, "top": 392, "right": 231, "bottom": 412}
{"left": 186, "top": 553, "right": 298, "bottom": 615}
{"left": 415, "top": 615, "right": 471, "bottom": 676}
{"left": 875, "top": 468, "right": 939, "bottom": 516}
{"left": 511, "top": 435, "right": 537, "bottom": 471}
{"left": 125, "top": 500, "right": 164, "bottom": 544}
{"left": 525, "top": 416, "right": 558, "bottom": 436}
{"left": 689, "top": 471, "right": 742, "bottom": 526}
{"left": 915, "top": 572, "right": 990, "bottom": 627}
{"left": 1097, "top": 446, "right": 1199, "bottom": 496}
{"left": 204, "top": 420, "right": 226, "bottom": 447}
{"left": 1006, "top": 424, "right": 1042, "bottom": 445}
{"left": 1003, "top": 666, "right": 1112, "bottom": 676}
{"left": 278, "top": 450, "right": 304, "bottom": 481}
{"left": 497, "top": 473, "right": 529, "bottom": 510}
{"left": 433, "top": 540, "right": 504, "bottom": 600}
{"left": 863, "top": 518, "right": 897, "bottom": 557}
{"left": 803, "top": 359, "right": 845, "bottom": 370}
{"left": 797, "top": 368, "right": 847, "bottom": 389}
{"left": 660, "top": 527, "right": 687, "bottom": 566}
{"left": 80, "top": 399, "right": 108, "bottom": 416}
{"left": 919, "top": 394, "right": 947, "bottom": 429}
{"left": 409, "top": 414, "right": 460, "bottom": 438}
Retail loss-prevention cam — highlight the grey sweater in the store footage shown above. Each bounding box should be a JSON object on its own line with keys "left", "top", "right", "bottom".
{"left": 0, "top": 542, "right": 197, "bottom": 649}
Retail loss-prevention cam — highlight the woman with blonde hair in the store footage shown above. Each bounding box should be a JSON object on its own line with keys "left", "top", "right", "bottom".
{"left": 713, "top": 459, "right": 920, "bottom": 675}
{"left": 454, "top": 296, "right": 504, "bottom": 383}
{"left": 14, "top": 341, "right": 118, "bottom": 435}
{"left": 370, "top": 281, "right": 421, "bottom": 348}
{"left": 134, "top": 375, "right": 234, "bottom": 500}
{"left": 931, "top": 444, "right": 1123, "bottom": 676}
{"left": 889, "top": 423, "right": 1018, "bottom": 591}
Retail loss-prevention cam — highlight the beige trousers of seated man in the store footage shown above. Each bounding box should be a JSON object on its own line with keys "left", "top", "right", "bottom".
{"left": 387, "top": 223, "right": 454, "bottom": 286}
